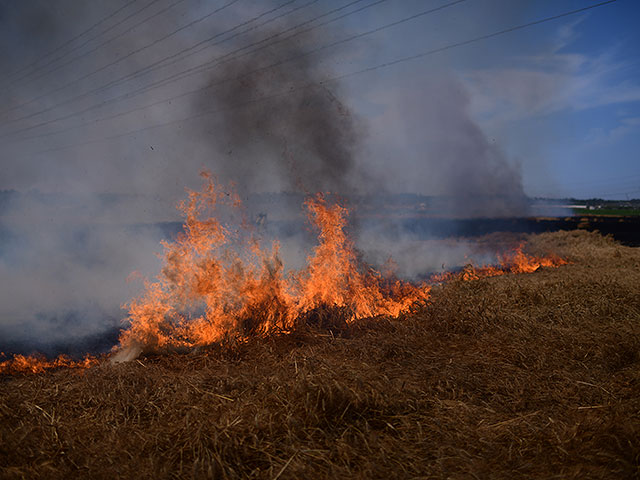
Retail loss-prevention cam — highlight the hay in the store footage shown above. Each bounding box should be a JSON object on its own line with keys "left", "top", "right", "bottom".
{"left": 1, "top": 230, "right": 639, "bottom": 479}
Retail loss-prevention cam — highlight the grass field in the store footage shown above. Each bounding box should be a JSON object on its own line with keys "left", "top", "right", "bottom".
{"left": 573, "top": 208, "right": 640, "bottom": 216}
{"left": 1, "top": 230, "right": 639, "bottom": 479}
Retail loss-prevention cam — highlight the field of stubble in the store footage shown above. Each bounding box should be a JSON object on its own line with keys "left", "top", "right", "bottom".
{"left": 1, "top": 230, "right": 639, "bottom": 479}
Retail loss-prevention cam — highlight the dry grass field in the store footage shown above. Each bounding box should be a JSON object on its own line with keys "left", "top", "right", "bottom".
{"left": 1, "top": 230, "right": 639, "bottom": 479}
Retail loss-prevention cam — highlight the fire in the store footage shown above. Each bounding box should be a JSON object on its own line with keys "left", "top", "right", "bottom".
{"left": 1, "top": 173, "right": 569, "bottom": 373}
{"left": 502, "top": 246, "right": 568, "bottom": 273}
{"left": 0, "top": 353, "right": 97, "bottom": 375}
{"left": 431, "top": 245, "right": 568, "bottom": 283}
{"left": 114, "top": 173, "right": 432, "bottom": 360}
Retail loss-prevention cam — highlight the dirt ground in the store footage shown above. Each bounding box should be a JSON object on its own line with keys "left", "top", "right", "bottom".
{"left": 1, "top": 230, "right": 639, "bottom": 479}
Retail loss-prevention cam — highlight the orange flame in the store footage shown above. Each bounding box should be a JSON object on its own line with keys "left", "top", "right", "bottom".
{"left": 1, "top": 173, "right": 569, "bottom": 373}
{"left": 115, "top": 174, "right": 432, "bottom": 359}
{"left": 0, "top": 353, "right": 98, "bottom": 375}
{"left": 431, "top": 245, "right": 568, "bottom": 283}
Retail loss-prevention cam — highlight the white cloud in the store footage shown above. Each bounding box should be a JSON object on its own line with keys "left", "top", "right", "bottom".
{"left": 585, "top": 116, "right": 640, "bottom": 147}
{"left": 461, "top": 21, "right": 640, "bottom": 124}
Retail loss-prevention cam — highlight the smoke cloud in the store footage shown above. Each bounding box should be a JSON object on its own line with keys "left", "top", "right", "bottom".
{"left": 0, "top": 191, "right": 167, "bottom": 355}
{"left": 194, "top": 28, "right": 364, "bottom": 194}
{"left": 365, "top": 73, "right": 529, "bottom": 217}
{"left": 0, "top": 1, "right": 533, "bottom": 355}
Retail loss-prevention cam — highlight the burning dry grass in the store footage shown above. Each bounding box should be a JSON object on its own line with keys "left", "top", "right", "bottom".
{"left": 113, "top": 173, "right": 432, "bottom": 361}
{"left": 0, "top": 354, "right": 97, "bottom": 376}
{"left": 1, "top": 230, "right": 639, "bottom": 479}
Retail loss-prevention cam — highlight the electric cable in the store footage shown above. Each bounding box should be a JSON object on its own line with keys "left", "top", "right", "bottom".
{"left": 1, "top": 0, "right": 369, "bottom": 130}
{"left": 18, "top": 0, "right": 618, "bottom": 159}
{"left": 3, "top": 0, "right": 168, "bottom": 91}
{"left": 3, "top": 0, "right": 456, "bottom": 139}
{"left": 2, "top": 0, "right": 140, "bottom": 83}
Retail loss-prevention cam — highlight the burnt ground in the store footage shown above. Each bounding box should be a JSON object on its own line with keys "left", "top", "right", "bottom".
{"left": 1, "top": 230, "right": 639, "bottom": 479}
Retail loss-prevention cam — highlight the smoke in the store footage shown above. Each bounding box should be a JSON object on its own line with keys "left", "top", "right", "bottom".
{"left": 194, "top": 27, "right": 365, "bottom": 195}
{"left": 0, "top": 0, "right": 91, "bottom": 82}
{"left": 365, "top": 73, "right": 529, "bottom": 218}
{"left": 0, "top": 189, "right": 176, "bottom": 355}
{"left": 0, "top": 0, "right": 214, "bottom": 354}
{"left": 0, "top": 1, "right": 536, "bottom": 355}
{"left": 420, "top": 75, "right": 528, "bottom": 217}
{"left": 349, "top": 72, "right": 529, "bottom": 277}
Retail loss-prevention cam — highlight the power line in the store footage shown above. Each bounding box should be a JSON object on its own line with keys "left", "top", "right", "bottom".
{"left": 2, "top": 0, "right": 167, "bottom": 92}
{"left": 16, "top": 0, "right": 618, "bottom": 159}
{"left": 86, "top": 0, "right": 321, "bottom": 103}
{"left": 2, "top": 0, "right": 187, "bottom": 109}
{"left": 5, "top": 0, "right": 454, "bottom": 140}
{"left": 1, "top": 0, "right": 198, "bottom": 117}
{"left": 331, "top": 0, "right": 619, "bottom": 80}
{"left": 120, "top": 0, "right": 456, "bottom": 106}
{"left": 0, "top": 0, "right": 366, "bottom": 132}
{"left": 10, "top": 0, "right": 247, "bottom": 127}
{"left": 2, "top": 0, "right": 292, "bottom": 129}
{"left": 1, "top": 0, "right": 141, "bottom": 84}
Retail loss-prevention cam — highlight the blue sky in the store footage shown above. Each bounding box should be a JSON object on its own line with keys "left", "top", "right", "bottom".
{"left": 495, "top": 0, "right": 640, "bottom": 199}
{"left": 370, "top": 0, "right": 640, "bottom": 198}
{"left": 334, "top": 0, "right": 640, "bottom": 199}
{"left": 0, "top": 0, "right": 638, "bottom": 199}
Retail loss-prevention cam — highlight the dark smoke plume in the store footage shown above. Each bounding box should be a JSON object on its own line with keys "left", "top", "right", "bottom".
{"left": 195, "top": 28, "right": 364, "bottom": 194}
